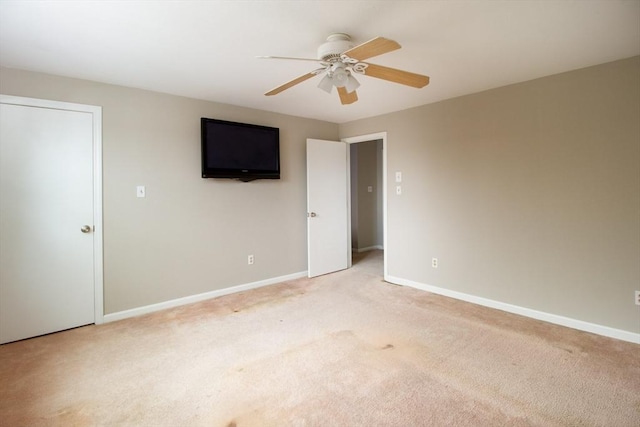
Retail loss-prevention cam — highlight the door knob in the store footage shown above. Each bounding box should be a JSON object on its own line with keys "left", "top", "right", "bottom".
{"left": 308, "top": 212, "right": 317, "bottom": 217}
{"left": 80, "top": 225, "right": 92, "bottom": 233}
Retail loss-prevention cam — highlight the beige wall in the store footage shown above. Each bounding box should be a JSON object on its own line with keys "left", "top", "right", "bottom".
{"left": 0, "top": 67, "right": 338, "bottom": 314}
{"left": 340, "top": 56, "right": 640, "bottom": 334}
{"left": 2, "top": 56, "right": 638, "bottom": 335}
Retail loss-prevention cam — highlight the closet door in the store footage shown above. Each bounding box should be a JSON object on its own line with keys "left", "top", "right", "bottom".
{"left": 0, "top": 97, "right": 101, "bottom": 343}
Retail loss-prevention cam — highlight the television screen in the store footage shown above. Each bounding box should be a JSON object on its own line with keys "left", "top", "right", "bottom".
{"left": 201, "top": 118, "right": 280, "bottom": 181}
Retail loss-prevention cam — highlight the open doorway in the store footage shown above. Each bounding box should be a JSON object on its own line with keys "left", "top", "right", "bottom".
{"left": 306, "top": 134, "right": 386, "bottom": 279}
{"left": 344, "top": 133, "right": 386, "bottom": 278}
{"left": 306, "top": 133, "right": 387, "bottom": 279}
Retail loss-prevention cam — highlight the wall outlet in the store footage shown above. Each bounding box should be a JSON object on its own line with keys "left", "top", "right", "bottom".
{"left": 432, "top": 258, "right": 438, "bottom": 268}
{"left": 248, "top": 254, "right": 254, "bottom": 265}
{"left": 635, "top": 290, "right": 640, "bottom": 306}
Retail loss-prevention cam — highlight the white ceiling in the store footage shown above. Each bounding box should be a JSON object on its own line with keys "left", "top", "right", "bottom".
{"left": 1, "top": 1, "right": 638, "bottom": 124}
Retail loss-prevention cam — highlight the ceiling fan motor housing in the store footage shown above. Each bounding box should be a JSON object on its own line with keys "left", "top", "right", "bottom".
{"left": 317, "top": 33, "right": 354, "bottom": 62}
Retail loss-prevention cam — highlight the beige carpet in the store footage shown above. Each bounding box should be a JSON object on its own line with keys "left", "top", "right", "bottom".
{"left": 1, "top": 250, "right": 639, "bottom": 426}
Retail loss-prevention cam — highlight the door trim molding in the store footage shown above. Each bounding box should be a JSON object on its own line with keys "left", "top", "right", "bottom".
{"left": 342, "top": 132, "right": 388, "bottom": 280}
{"left": 0, "top": 95, "right": 104, "bottom": 324}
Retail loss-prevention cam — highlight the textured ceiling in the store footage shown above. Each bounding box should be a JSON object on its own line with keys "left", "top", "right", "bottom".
{"left": 1, "top": 0, "right": 638, "bottom": 123}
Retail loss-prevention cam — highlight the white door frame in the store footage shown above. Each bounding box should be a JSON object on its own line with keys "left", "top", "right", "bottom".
{"left": 342, "top": 132, "right": 388, "bottom": 280}
{"left": 0, "top": 94, "right": 104, "bottom": 325}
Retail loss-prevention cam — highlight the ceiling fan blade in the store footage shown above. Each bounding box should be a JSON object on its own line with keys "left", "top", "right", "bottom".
{"left": 265, "top": 70, "right": 322, "bottom": 96}
{"left": 257, "top": 55, "right": 320, "bottom": 62}
{"left": 343, "top": 36, "right": 401, "bottom": 61}
{"left": 337, "top": 87, "right": 358, "bottom": 105}
{"left": 361, "top": 63, "right": 429, "bottom": 88}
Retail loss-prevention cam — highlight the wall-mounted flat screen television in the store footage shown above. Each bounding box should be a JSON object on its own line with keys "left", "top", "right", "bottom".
{"left": 201, "top": 118, "right": 280, "bottom": 182}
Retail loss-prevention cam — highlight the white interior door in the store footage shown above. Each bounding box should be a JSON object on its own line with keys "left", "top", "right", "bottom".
{"left": 0, "top": 97, "right": 101, "bottom": 344}
{"left": 307, "top": 138, "right": 349, "bottom": 277}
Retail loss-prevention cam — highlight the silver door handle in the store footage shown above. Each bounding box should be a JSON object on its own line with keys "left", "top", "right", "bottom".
{"left": 308, "top": 212, "right": 317, "bottom": 217}
{"left": 81, "top": 225, "right": 92, "bottom": 233}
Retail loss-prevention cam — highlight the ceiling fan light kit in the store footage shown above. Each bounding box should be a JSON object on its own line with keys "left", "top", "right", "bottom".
{"left": 317, "top": 62, "right": 361, "bottom": 94}
{"left": 317, "top": 74, "right": 334, "bottom": 93}
{"left": 262, "top": 33, "right": 430, "bottom": 105}
{"left": 344, "top": 74, "right": 361, "bottom": 93}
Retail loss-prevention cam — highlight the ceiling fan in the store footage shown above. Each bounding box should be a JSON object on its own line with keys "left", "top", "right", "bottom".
{"left": 259, "top": 33, "right": 430, "bottom": 105}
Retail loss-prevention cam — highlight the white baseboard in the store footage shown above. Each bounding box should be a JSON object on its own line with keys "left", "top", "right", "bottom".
{"left": 354, "top": 245, "right": 384, "bottom": 253}
{"left": 386, "top": 275, "right": 640, "bottom": 345}
{"left": 103, "top": 271, "right": 308, "bottom": 323}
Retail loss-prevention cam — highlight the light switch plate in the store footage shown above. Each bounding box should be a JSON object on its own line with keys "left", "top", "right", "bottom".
{"left": 395, "top": 172, "right": 402, "bottom": 183}
{"left": 136, "top": 186, "right": 146, "bottom": 198}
